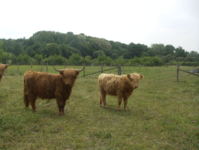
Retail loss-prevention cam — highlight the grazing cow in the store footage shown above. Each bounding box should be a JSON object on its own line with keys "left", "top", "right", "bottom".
{"left": 24, "top": 68, "right": 83, "bottom": 115}
{"left": 0, "top": 64, "right": 9, "bottom": 81}
{"left": 98, "top": 73, "right": 143, "bottom": 110}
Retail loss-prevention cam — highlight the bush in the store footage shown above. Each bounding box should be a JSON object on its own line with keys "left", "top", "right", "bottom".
{"left": 15, "top": 54, "right": 35, "bottom": 65}
{"left": 45, "top": 55, "right": 67, "bottom": 65}
{"left": 129, "top": 57, "right": 163, "bottom": 66}
{"left": 68, "top": 53, "right": 83, "bottom": 65}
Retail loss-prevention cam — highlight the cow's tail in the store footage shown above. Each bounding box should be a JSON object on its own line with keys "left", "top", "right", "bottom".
{"left": 24, "top": 79, "right": 29, "bottom": 108}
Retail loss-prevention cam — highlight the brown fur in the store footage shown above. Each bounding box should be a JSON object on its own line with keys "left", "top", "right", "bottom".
{"left": 98, "top": 73, "right": 143, "bottom": 110}
{"left": 0, "top": 64, "right": 8, "bottom": 81}
{"left": 24, "top": 69, "right": 81, "bottom": 115}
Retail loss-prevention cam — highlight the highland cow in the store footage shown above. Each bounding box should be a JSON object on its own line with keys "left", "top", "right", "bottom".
{"left": 0, "top": 64, "right": 9, "bottom": 81}
{"left": 24, "top": 68, "right": 83, "bottom": 115}
{"left": 98, "top": 73, "right": 143, "bottom": 110}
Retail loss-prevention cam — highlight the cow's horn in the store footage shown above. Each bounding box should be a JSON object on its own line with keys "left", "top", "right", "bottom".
{"left": 78, "top": 66, "right": 85, "bottom": 72}
{"left": 53, "top": 66, "right": 64, "bottom": 72}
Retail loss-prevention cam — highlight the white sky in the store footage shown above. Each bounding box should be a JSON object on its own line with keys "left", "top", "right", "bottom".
{"left": 0, "top": 0, "right": 198, "bottom": 52}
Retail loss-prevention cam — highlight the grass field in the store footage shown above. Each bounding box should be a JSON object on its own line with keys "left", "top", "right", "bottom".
{"left": 0, "top": 65, "right": 199, "bottom": 150}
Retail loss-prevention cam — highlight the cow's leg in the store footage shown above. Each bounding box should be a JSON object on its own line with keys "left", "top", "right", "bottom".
{"left": 117, "top": 96, "right": 122, "bottom": 110}
{"left": 99, "top": 92, "right": 103, "bottom": 106}
{"left": 56, "top": 99, "right": 66, "bottom": 115}
{"left": 100, "top": 89, "right": 106, "bottom": 107}
{"left": 23, "top": 85, "right": 29, "bottom": 108}
{"left": 102, "top": 93, "right": 107, "bottom": 107}
{"left": 100, "top": 94, "right": 102, "bottom": 106}
{"left": 24, "top": 94, "right": 29, "bottom": 108}
{"left": 102, "top": 90, "right": 107, "bottom": 107}
{"left": 123, "top": 96, "right": 129, "bottom": 111}
{"left": 29, "top": 96, "right": 36, "bottom": 112}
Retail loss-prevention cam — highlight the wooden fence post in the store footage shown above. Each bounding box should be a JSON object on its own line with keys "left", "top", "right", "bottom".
{"left": 83, "top": 65, "right": 86, "bottom": 77}
{"left": 17, "top": 64, "right": 20, "bottom": 74}
{"left": 30, "top": 61, "right": 33, "bottom": 69}
{"left": 46, "top": 61, "right": 48, "bottom": 72}
{"left": 65, "top": 63, "right": 67, "bottom": 68}
{"left": 177, "top": 65, "right": 180, "bottom": 82}
{"left": 101, "top": 65, "right": 104, "bottom": 73}
{"left": 40, "top": 62, "right": 43, "bottom": 72}
{"left": 118, "top": 65, "right": 122, "bottom": 75}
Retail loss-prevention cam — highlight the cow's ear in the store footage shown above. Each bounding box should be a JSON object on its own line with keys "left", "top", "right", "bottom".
{"left": 75, "top": 67, "right": 84, "bottom": 75}
{"left": 59, "top": 70, "right": 64, "bottom": 76}
{"left": 75, "top": 70, "right": 80, "bottom": 75}
{"left": 5, "top": 64, "right": 9, "bottom": 69}
{"left": 140, "top": 74, "right": 144, "bottom": 79}
{"left": 127, "top": 74, "right": 133, "bottom": 81}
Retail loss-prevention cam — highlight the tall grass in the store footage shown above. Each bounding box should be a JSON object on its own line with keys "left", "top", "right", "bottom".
{"left": 0, "top": 66, "right": 199, "bottom": 150}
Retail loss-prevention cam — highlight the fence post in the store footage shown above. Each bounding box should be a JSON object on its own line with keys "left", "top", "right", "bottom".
{"left": 65, "top": 62, "right": 67, "bottom": 68}
{"left": 17, "top": 64, "right": 20, "bottom": 74}
{"left": 83, "top": 65, "right": 86, "bottom": 77}
{"left": 46, "top": 61, "right": 48, "bottom": 72}
{"left": 30, "top": 61, "right": 33, "bottom": 69}
{"left": 118, "top": 65, "right": 122, "bottom": 75}
{"left": 40, "top": 62, "right": 43, "bottom": 71}
{"left": 101, "top": 65, "right": 104, "bottom": 73}
{"left": 177, "top": 65, "right": 180, "bottom": 82}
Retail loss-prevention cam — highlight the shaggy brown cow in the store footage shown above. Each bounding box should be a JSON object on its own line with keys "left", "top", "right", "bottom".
{"left": 0, "top": 64, "right": 9, "bottom": 81}
{"left": 24, "top": 68, "right": 83, "bottom": 115}
{"left": 98, "top": 73, "right": 143, "bottom": 110}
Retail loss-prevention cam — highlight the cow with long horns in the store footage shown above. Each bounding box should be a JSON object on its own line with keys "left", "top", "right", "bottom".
{"left": 24, "top": 67, "right": 84, "bottom": 115}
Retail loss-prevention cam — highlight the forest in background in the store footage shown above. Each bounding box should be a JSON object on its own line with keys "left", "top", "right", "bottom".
{"left": 0, "top": 31, "right": 199, "bottom": 66}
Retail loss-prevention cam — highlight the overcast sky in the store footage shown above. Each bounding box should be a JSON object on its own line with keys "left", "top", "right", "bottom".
{"left": 0, "top": 0, "right": 198, "bottom": 52}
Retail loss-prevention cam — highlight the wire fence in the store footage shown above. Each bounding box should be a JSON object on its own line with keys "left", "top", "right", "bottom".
{"left": 3, "top": 64, "right": 123, "bottom": 77}
{"left": 2, "top": 64, "right": 199, "bottom": 104}
{"left": 3, "top": 64, "right": 199, "bottom": 82}
{"left": 176, "top": 65, "right": 199, "bottom": 82}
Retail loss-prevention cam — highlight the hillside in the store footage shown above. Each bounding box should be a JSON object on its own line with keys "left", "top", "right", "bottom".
{"left": 0, "top": 31, "right": 199, "bottom": 65}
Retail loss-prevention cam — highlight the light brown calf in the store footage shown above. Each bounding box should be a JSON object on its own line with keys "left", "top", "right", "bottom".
{"left": 98, "top": 73, "right": 143, "bottom": 110}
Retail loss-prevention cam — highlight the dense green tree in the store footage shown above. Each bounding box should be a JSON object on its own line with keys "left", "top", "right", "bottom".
{"left": 59, "top": 44, "right": 75, "bottom": 58}
{"left": 3, "top": 39, "right": 24, "bottom": 55}
{"left": 164, "top": 45, "right": 175, "bottom": 55}
{"left": 0, "top": 50, "right": 14, "bottom": 64}
{"left": 149, "top": 44, "right": 165, "bottom": 56}
{"left": 34, "top": 54, "right": 43, "bottom": 64}
{"left": 68, "top": 53, "right": 83, "bottom": 65}
{"left": 124, "top": 43, "right": 148, "bottom": 58}
{"left": 43, "top": 43, "right": 61, "bottom": 56}
{"left": 96, "top": 55, "right": 112, "bottom": 65}
{"left": 83, "top": 56, "right": 92, "bottom": 65}
{"left": 93, "top": 50, "right": 105, "bottom": 58}
{"left": 45, "top": 55, "right": 67, "bottom": 65}
{"left": 113, "top": 57, "right": 126, "bottom": 65}
{"left": 174, "top": 47, "right": 188, "bottom": 57}
{"left": 15, "top": 54, "right": 33, "bottom": 64}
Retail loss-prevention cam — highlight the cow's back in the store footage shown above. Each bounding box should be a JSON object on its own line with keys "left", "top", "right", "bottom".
{"left": 98, "top": 73, "right": 123, "bottom": 95}
{"left": 24, "top": 71, "right": 59, "bottom": 99}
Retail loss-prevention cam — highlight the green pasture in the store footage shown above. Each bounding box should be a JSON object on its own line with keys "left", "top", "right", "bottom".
{"left": 0, "top": 66, "right": 199, "bottom": 150}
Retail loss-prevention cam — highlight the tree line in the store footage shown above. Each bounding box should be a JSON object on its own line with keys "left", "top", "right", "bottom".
{"left": 0, "top": 31, "right": 199, "bottom": 66}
